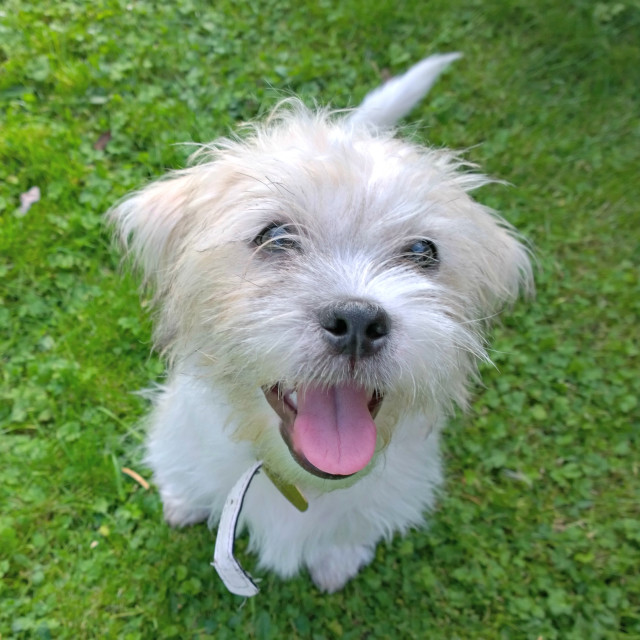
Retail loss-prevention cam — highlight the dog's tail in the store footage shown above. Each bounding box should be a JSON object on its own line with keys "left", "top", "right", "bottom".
{"left": 349, "top": 53, "right": 462, "bottom": 129}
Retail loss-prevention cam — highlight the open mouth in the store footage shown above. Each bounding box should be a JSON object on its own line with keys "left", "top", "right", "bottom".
{"left": 263, "top": 383, "right": 383, "bottom": 480}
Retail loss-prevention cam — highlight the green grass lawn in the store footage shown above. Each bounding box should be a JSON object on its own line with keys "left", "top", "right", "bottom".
{"left": 1, "top": 0, "right": 639, "bottom": 638}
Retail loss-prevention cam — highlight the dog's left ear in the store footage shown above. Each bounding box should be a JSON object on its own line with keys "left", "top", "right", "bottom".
{"left": 481, "top": 223, "right": 535, "bottom": 315}
{"left": 107, "top": 171, "right": 196, "bottom": 289}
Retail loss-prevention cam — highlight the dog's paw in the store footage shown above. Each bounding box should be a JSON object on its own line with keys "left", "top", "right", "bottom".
{"left": 307, "top": 544, "right": 375, "bottom": 593}
{"left": 161, "top": 492, "right": 209, "bottom": 528}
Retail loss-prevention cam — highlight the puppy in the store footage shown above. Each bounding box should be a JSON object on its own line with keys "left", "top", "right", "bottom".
{"left": 109, "top": 54, "right": 532, "bottom": 593}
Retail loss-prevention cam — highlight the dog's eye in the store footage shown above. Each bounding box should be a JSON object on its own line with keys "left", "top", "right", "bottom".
{"left": 254, "top": 223, "right": 301, "bottom": 253}
{"left": 404, "top": 239, "right": 439, "bottom": 269}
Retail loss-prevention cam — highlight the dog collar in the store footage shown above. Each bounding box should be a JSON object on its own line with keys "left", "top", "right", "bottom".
{"left": 212, "top": 460, "right": 309, "bottom": 597}
{"left": 212, "top": 460, "right": 262, "bottom": 597}
{"left": 262, "top": 465, "right": 309, "bottom": 512}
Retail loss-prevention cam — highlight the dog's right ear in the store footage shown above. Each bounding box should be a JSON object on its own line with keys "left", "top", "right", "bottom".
{"left": 107, "top": 171, "right": 195, "bottom": 288}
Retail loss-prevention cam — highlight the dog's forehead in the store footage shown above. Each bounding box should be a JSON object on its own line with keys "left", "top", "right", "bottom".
{"left": 243, "top": 133, "right": 440, "bottom": 242}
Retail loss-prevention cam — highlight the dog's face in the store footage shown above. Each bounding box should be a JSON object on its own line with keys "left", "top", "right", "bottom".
{"left": 112, "top": 104, "right": 531, "bottom": 488}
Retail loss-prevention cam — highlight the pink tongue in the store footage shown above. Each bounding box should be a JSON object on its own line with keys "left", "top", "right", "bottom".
{"left": 291, "top": 383, "right": 377, "bottom": 476}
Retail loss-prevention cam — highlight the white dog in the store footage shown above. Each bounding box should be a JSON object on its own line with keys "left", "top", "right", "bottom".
{"left": 109, "top": 54, "right": 532, "bottom": 593}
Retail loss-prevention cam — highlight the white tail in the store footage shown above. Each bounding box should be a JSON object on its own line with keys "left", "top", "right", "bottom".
{"left": 350, "top": 52, "right": 462, "bottom": 129}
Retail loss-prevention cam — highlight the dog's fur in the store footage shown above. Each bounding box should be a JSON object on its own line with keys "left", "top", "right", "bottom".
{"left": 109, "top": 54, "right": 532, "bottom": 593}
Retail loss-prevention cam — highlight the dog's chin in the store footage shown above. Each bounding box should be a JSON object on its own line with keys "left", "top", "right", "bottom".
{"left": 262, "top": 383, "right": 383, "bottom": 480}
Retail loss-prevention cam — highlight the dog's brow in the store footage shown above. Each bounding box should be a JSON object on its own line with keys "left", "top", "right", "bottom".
{"left": 237, "top": 171, "right": 295, "bottom": 199}
{"left": 265, "top": 177, "right": 295, "bottom": 198}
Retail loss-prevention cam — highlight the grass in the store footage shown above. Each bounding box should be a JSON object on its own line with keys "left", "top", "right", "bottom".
{"left": 1, "top": 0, "right": 638, "bottom": 637}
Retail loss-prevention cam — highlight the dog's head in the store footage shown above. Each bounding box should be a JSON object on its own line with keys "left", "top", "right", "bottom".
{"left": 110, "top": 101, "right": 532, "bottom": 488}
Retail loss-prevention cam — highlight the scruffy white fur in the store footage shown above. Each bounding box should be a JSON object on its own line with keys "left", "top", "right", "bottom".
{"left": 109, "top": 54, "right": 532, "bottom": 593}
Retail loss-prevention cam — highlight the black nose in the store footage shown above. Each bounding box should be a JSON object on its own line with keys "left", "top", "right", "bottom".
{"left": 318, "top": 300, "right": 391, "bottom": 358}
